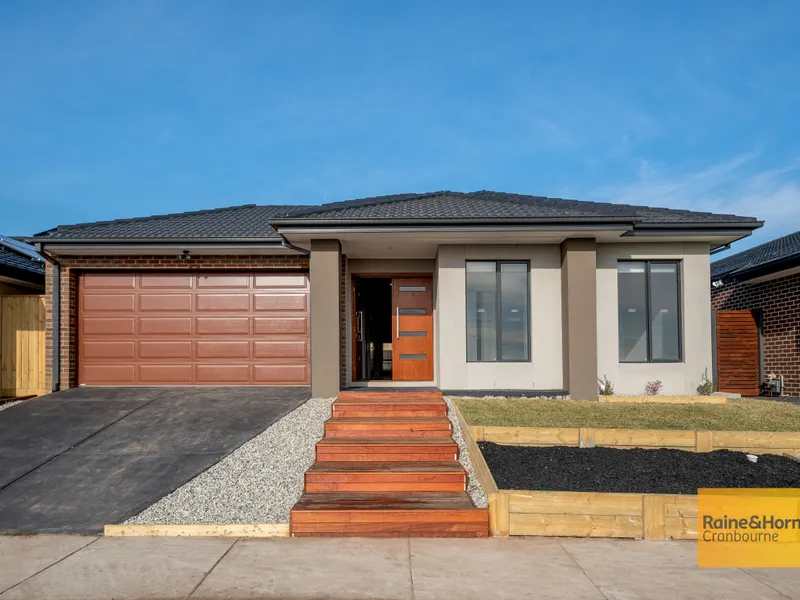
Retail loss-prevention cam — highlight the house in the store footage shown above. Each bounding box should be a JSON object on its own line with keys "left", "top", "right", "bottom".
{"left": 25, "top": 191, "right": 761, "bottom": 399}
{"left": 0, "top": 236, "right": 46, "bottom": 397}
{"left": 711, "top": 231, "right": 800, "bottom": 397}
{"left": 0, "top": 235, "right": 45, "bottom": 295}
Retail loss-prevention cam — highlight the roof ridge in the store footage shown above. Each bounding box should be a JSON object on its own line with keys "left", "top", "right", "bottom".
{"left": 284, "top": 191, "right": 454, "bottom": 218}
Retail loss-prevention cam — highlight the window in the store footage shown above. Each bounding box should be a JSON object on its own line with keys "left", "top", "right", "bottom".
{"left": 618, "top": 261, "right": 682, "bottom": 363}
{"left": 466, "top": 261, "right": 530, "bottom": 362}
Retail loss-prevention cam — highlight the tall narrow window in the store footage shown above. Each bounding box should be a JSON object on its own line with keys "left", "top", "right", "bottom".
{"left": 467, "top": 261, "right": 530, "bottom": 362}
{"left": 618, "top": 261, "right": 682, "bottom": 363}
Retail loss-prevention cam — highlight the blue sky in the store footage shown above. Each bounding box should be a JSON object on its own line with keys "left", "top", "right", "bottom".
{"left": 1, "top": 1, "right": 798, "bottom": 256}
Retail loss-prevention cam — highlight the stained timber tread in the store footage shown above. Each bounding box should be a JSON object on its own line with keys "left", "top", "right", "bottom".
{"left": 292, "top": 491, "right": 479, "bottom": 513}
{"left": 306, "top": 461, "right": 465, "bottom": 474}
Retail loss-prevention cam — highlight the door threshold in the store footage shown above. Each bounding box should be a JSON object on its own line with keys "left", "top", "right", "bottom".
{"left": 348, "top": 381, "right": 437, "bottom": 389}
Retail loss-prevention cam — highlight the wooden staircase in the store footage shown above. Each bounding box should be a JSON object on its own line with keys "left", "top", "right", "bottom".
{"left": 290, "top": 391, "right": 489, "bottom": 537}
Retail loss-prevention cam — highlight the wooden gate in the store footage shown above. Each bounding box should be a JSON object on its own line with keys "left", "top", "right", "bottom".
{"left": 715, "top": 309, "right": 760, "bottom": 396}
{"left": 1, "top": 295, "right": 46, "bottom": 397}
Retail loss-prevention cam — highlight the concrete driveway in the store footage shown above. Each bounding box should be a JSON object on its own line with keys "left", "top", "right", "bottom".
{"left": 0, "top": 387, "right": 309, "bottom": 534}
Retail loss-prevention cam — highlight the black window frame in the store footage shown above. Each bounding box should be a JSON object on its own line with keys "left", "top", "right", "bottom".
{"left": 465, "top": 260, "right": 532, "bottom": 363}
{"left": 618, "top": 259, "right": 683, "bottom": 364}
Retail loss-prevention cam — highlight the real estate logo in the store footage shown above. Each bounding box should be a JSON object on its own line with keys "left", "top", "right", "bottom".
{"left": 698, "top": 488, "right": 800, "bottom": 567}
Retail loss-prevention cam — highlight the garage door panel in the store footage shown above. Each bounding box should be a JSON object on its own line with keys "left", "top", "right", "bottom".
{"left": 197, "top": 275, "right": 250, "bottom": 288}
{"left": 196, "top": 294, "right": 250, "bottom": 312}
{"left": 81, "top": 341, "right": 135, "bottom": 359}
{"left": 82, "top": 294, "right": 135, "bottom": 312}
{"left": 140, "top": 294, "right": 192, "bottom": 312}
{"left": 254, "top": 317, "right": 308, "bottom": 335}
{"left": 82, "top": 318, "right": 135, "bottom": 336}
{"left": 82, "top": 274, "right": 136, "bottom": 289}
{"left": 254, "top": 364, "right": 308, "bottom": 385}
{"left": 139, "top": 341, "right": 193, "bottom": 359}
{"left": 79, "top": 271, "right": 309, "bottom": 386}
{"left": 196, "top": 364, "right": 251, "bottom": 384}
{"left": 196, "top": 317, "right": 250, "bottom": 335}
{"left": 81, "top": 364, "right": 136, "bottom": 385}
{"left": 139, "top": 275, "right": 194, "bottom": 289}
{"left": 138, "top": 317, "right": 192, "bottom": 335}
{"left": 196, "top": 340, "right": 250, "bottom": 359}
{"left": 138, "top": 364, "right": 193, "bottom": 385}
{"left": 254, "top": 293, "right": 307, "bottom": 311}
{"left": 254, "top": 274, "right": 308, "bottom": 289}
{"left": 254, "top": 341, "right": 308, "bottom": 359}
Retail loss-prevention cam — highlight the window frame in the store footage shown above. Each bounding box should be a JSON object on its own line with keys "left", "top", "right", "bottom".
{"left": 618, "top": 259, "right": 683, "bottom": 364}
{"left": 465, "top": 260, "right": 532, "bottom": 363}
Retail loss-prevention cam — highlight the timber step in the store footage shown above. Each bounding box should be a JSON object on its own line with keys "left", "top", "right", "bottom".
{"left": 332, "top": 399, "right": 447, "bottom": 418}
{"left": 337, "top": 391, "right": 443, "bottom": 400}
{"left": 316, "top": 437, "right": 458, "bottom": 462}
{"left": 324, "top": 417, "right": 452, "bottom": 438}
{"left": 290, "top": 492, "right": 488, "bottom": 537}
{"left": 305, "top": 461, "right": 466, "bottom": 492}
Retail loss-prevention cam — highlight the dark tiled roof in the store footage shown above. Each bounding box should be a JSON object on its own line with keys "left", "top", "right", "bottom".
{"left": 711, "top": 231, "right": 800, "bottom": 280}
{"left": 30, "top": 204, "right": 309, "bottom": 242}
{"left": 0, "top": 236, "right": 45, "bottom": 282}
{"left": 278, "top": 190, "right": 760, "bottom": 226}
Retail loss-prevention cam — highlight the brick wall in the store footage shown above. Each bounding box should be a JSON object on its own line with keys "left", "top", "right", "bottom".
{"left": 711, "top": 271, "right": 800, "bottom": 396}
{"left": 45, "top": 254, "right": 309, "bottom": 391}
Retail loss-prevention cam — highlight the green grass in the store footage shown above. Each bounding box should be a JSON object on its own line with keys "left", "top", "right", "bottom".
{"left": 453, "top": 397, "right": 800, "bottom": 431}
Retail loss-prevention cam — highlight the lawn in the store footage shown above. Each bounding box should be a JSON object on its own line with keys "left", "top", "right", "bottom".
{"left": 453, "top": 397, "right": 800, "bottom": 431}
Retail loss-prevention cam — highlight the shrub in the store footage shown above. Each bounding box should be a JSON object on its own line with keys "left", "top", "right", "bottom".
{"left": 645, "top": 380, "right": 663, "bottom": 395}
{"left": 697, "top": 368, "right": 713, "bottom": 396}
{"left": 597, "top": 375, "right": 614, "bottom": 396}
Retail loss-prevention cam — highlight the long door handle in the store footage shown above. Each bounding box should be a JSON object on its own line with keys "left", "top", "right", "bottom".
{"left": 396, "top": 306, "right": 399, "bottom": 339}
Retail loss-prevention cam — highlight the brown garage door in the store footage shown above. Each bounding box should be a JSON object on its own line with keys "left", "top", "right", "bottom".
{"left": 716, "top": 309, "right": 760, "bottom": 396}
{"left": 78, "top": 272, "right": 309, "bottom": 386}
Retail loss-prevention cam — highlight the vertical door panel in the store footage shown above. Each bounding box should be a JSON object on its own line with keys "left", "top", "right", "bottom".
{"left": 391, "top": 277, "right": 434, "bottom": 381}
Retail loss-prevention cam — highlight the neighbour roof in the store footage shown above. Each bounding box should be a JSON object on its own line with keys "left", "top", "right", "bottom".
{"left": 711, "top": 231, "right": 800, "bottom": 281}
{"left": 26, "top": 191, "right": 761, "bottom": 244}
{"left": 30, "top": 204, "right": 309, "bottom": 242}
{"left": 0, "top": 235, "right": 45, "bottom": 283}
{"left": 274, "top": 190, "right": 760, "bottom": 227}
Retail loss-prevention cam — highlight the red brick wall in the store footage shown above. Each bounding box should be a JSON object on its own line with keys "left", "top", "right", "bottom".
{"left": 45, "top": 254, "right": 310, "bottom": 391}
{"left": 711, "top": 271, "right": 800, "bottom": 396}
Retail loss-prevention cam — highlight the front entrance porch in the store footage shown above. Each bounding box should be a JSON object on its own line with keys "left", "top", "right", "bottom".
{"left": 351, "top": 275, "right": 434, "bottom": 385}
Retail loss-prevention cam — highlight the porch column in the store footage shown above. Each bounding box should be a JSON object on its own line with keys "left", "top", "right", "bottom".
{"left": 310, "top": 239, "right": 342, "bottom": 398}
{"left": 561, "top": 239, "right": 598, "bottom": 400}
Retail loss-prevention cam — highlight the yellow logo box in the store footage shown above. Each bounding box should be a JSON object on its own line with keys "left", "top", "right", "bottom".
{"left": 698, "top": 488, "right": 800, "bottom": 567}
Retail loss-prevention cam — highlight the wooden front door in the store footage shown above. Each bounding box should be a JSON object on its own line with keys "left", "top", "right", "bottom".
{"left": 391, "top": 277, "right": 434, "bottom": 381}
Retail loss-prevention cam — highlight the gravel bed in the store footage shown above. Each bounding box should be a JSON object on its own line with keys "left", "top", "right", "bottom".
{"left": 480, "top": 443, "right": 800, "bottom": 495}
{"left": 445, "top": 398, "right": 488, "bottom": 508}
{"left": 126, "top": 397, "right": 333, "bottom": 525}
{"left": 0, "top": 400, "right": 21, "bottom": 412}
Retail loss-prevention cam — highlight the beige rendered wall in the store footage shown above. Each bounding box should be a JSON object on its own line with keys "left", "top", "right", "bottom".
{"left": 596, "top": 242, "right": 712, "bottom": 395}
{"left": 436, "top": 244, "right": 563, "bottom": 391}
{"left": 310, "top": 240, "right": 341, "bottom": 398}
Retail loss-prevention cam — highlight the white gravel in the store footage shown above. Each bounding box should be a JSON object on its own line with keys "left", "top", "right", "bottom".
{"left": 0, "top": 400, "right": 21, "bottom": 412}
{"left": 445, "top": 398, "right": 488, "bottom": 508}
{"left": 126, "top": 397, "right": 333, "bottom": 525}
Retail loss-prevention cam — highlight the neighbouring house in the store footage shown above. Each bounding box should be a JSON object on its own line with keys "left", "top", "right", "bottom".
{"left": 711, "top": 231, "right": 800, "bottom": 397}
{"left": 0, "top": 236, "right": 46, "bottom": 397}
{"left": 24, "top": 191, "right": 761, "bottom": 399}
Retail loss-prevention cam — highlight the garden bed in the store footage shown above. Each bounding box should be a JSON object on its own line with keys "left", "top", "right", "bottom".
{"left": 479, "top": 443, "right": 800, "bottom": 494}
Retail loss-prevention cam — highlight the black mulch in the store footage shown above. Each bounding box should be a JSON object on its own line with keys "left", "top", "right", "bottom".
{"left": 479, "top": 442, "right": 800, "bottom": 495}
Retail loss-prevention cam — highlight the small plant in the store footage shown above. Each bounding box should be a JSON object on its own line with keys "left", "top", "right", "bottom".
{"left": 597, "top": 375, "right": 614, "bottom": 396}
{"left": 645, "top": 380, "right": 663, "bottom": 395}
{"left": 697, "top": 368, "right": 713, "bottom": 396}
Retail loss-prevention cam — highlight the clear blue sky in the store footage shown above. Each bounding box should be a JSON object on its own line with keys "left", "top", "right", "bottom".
{"left": 2, "top": 1, "right": 798, "bottom": 256}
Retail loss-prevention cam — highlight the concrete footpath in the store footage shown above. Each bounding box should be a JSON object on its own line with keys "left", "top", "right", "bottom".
{"left": 1, "top": 535, "right": 798, "bottom": 599}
